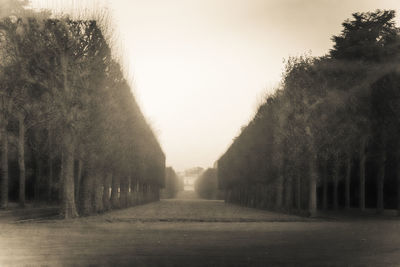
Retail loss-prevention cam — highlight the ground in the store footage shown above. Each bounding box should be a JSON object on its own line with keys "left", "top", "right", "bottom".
{"left": 0, "top": 191, "right": 399, "bottom": 266}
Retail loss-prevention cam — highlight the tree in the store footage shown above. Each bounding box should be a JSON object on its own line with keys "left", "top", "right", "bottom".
{"left": 195, "top": 168, "right": 219, "bottom": 199}
{"left": 218, "top": 10, "right": 400, "bottom": 216}
{"left": 330, "top": 10, "right": 399, "bottom": 62}
{"left": 0, "top": 4, "right": 165, "bottom": 218}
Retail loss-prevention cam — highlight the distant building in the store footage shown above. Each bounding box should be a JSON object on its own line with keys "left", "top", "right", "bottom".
{"left": 183, "top": 175, "right": 197, "bottom": 191}
{"left": 179, "top": 167, "right": 204, "bottom": 191}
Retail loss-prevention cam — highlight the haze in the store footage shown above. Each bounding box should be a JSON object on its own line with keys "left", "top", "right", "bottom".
{"left": 31, "top": 0, "right": 400, "bottom": 171}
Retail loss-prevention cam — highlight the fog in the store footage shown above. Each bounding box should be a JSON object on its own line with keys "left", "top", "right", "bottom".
{"left": 29, "top": 0, "right": 400, "bottom": 171}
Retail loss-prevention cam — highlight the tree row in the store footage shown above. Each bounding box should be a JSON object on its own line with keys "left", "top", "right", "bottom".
{"left": 195, "top": 168, "right": 222, "bottom": 200}
{"left": 160, "top": 167, "right": 183, "bottom": 198}
{"left": 0, "top": 4, "right": 165, "bottom": 218}
{"left": 218, "top": 10, "right": 400, "bottom": 216}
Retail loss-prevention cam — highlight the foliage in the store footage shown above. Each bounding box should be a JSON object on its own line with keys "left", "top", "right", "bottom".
{"left": 195, "top": 168, "right": 221, "bottom": 200}
{"left": 0, "top": 3, "right": 165, "bottom": 217}
{"left": 218, "top": 10, "right": 400, "bottom": 214}
{"left": 161, "top": 167, "right": 182, "bottom": 198}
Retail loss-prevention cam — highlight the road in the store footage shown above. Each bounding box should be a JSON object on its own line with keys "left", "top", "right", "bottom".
{"left": 0, "top": 191, "right": 399, "bottom": 266}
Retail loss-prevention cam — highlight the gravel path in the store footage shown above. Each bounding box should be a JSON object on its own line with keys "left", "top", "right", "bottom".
{"left": 0, "top": 192, "right": 399, "bottom": 266}
{"left": 97, "top": 198, "right": 309, "bottom": 223}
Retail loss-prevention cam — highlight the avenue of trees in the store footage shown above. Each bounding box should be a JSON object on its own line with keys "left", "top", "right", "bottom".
{"left": 0, "top": 1, "right": 165, "bottom": 218}
{"left": 160, "top": 167, "right": 183, "bottom": 198}
{"left": 218, "top": 10, "right": 400, "bottom": 216}
{"left": 194, "top": 168, "right": 222, "bottom": 199}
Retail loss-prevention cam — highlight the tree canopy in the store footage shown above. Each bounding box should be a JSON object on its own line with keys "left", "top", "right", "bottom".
{"left": 0, "top": 2, "right": 165, "bottom": 218}
{"left": 218, "top": 9, "right": 400, "bottom": 215}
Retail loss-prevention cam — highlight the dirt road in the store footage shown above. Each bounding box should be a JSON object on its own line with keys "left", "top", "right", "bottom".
{"left": 0, "top": 192, "right": 399, "bottom": 266}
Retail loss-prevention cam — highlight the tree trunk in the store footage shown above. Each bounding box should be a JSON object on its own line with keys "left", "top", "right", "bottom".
{"left": 345, "top": 154, "right": 352, "bottom": 210}
{"left": 0, "top": 119, "right": 8, "bottom": 209}
{"left": 397, "top": 154, "right": 400, "bottom": 216}
{"left": 136, "top": 182, "right": 142, "bottom": 204}
{"left": 93, "top": 172, "right": 104, "bottom": 213}
{"left": 81, "top": 166, "right": 94, "bottom": 216}
{"left": 18, "top": 112, "right": 26, "bottom": 207}
{"left": 130, "top": 179, "right": 137, "bottom": 205}
{"left": 47, "top": 124, "right": 53, "bottom": 202}
{"left": 120, "top": 177, "right": 128, "bottom": 208}
{"left": 275, "top": 169, "right": 284, "bottom": 209}
{"left": 59, "top": 52, "right": 78, "bottom": 218}
{"left": 59, "top": 150, "right": 64, "bottom": 203}
{"left": 111, "top": 173, "right": 120, "bottom": 208}
{"left": 34, "top": 153, "right": 42, "bottom": 203}
{"left": 75, "top": 158, "right": 83, "bottom": 205}
{"left": 322, "top": 160, "right": 328, "bottom": 210}
{"left": 136, "top": 180, "right": 141, "bottom": 204}
{"left": 333, "top": 177, "right": 339, "bottom": 211}
{"left": 309, "top": 157, "right": 318, "bottom": 217}
{"left": 155, "top": 184, "right": 160, "bottom": 201}
{"left": 359, "top": 136, "right": 367, "bottom": 211}
{"left": 285, "top": 176, "right": 292, "bottom": 210}
{"left": 145, "top": 184, "right": 149, "bottom": 203}
{"left": 128, "top": 175, "right": 133, "bottom": 206}
{"left": 143, "top": 184, "right": 148, "bottom": 204}
{"left": 103, "top": 172, "right": 112, "bottom": 211}
{"left": 61, "top": 130, "right": 78, "bottom": 219}
{"left": 296, "top": 174, "right": 301, "bottom": 210}
{"left": 376, "top": 150, "right": 386, "bottom": 214}
{"left": 149, "top": 184, "right": 153, "bottom": 203}
{"left": 333, "top": 160, "right": 340, "bottom": 211}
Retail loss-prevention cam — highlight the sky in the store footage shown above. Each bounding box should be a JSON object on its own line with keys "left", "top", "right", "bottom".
{"left": 29, "top": 0, "right": 400, "bottom": 171}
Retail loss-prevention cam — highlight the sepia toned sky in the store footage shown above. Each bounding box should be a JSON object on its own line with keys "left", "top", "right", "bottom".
{"left": 30, "top": 0, "right": 400, "bottom": 171}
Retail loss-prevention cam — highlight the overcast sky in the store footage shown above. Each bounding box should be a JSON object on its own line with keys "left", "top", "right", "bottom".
{"left": 30, "top": 0, "right": 400, "bottom": 171}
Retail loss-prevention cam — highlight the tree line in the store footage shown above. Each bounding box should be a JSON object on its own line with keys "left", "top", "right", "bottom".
{"left": 194, "top": 168, "right": 222, "bottom": 200}
{"left": 218, "top": 10, "right": 400, "bottom": 216}
{"left": 160, "top": 167, "right": 183, "bottom": 198}
{"left": 0, "top": 2, "right": 165, "bottom": 218}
